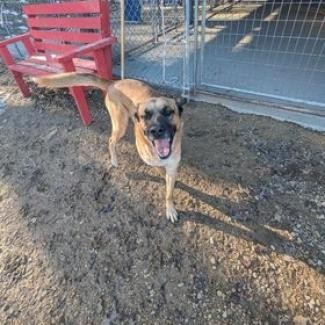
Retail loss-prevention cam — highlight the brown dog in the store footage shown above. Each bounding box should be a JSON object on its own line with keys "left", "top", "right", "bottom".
{"left": 34, "top": 73, "right": 185, "bottom": 222}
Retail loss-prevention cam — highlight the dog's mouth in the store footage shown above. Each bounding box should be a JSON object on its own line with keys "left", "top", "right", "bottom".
{"left": 152, "top": 137, "right": 173, "bottom": 159}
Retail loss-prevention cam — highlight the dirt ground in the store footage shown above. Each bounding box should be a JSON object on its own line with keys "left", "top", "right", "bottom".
{"left": 0, "top": 65, "right": 324, "bottom": 324}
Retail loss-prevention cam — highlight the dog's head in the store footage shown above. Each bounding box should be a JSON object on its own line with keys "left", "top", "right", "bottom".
{"left": 135, "top": 97, "right": 185, "bottom": 160}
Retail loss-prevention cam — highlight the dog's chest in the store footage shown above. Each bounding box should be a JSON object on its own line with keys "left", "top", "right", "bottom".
{"left": 136, "top": 143, "right": 161, "bottom": 166}
{"left": 142, "top": 156, "right": 164, "bottom": 167}
{"left": 142, "top": 154, "right": 178, "bottom": 167}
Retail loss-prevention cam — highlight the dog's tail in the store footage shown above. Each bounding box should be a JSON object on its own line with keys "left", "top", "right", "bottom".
{"left": 33, "top": 72, "right": 111, "bottom": 91}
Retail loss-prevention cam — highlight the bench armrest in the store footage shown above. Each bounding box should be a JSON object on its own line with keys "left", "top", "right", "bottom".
{"left": 57, "top": 36, "right": 117, "bottom": 63}
{"left": 0, "top": 33, "right": 31, "bottom": 48}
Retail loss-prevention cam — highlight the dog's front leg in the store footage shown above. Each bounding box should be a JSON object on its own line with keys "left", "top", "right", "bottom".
{"left": 165, "top": 166, "right": 178, "bottom": 222}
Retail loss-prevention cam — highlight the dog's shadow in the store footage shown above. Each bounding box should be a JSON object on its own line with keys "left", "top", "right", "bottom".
{"left": 127, "top": 171, "right": 315, "bottom": 266}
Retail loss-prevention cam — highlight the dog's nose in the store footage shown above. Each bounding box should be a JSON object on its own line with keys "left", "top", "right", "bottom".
{"left": 150, "top": 125, "right": 165, "bottom": 137}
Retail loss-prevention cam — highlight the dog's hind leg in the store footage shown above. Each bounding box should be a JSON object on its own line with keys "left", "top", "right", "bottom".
{"left": 106, "top": 98, "right": 128, "bottom": 167}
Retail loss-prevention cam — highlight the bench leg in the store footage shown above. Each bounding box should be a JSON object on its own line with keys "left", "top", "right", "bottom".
{"left": 69, "top": 86, "right": 92, "bottom": 126}
{"left": 94, "top": 48, "right": 112, "bottom": 80}
{"left": 94, "top": 47, "right": 113, "bottom": 99}
{"left": 0, "top": 47, "right": 31, "bottom": 98}
{"left": 12, "top": 71, "right": 30, "bottom": 97}
{"left": 61, "top": 59, "right": 92, "bottom": 126}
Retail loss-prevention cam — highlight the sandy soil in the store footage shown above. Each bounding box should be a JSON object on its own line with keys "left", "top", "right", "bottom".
{"left": 0, "top": 66, "right": 324, "bottom": 324}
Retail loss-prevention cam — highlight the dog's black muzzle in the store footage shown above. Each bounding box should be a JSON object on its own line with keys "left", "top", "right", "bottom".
{"left": 145, "top": 121, "right": 175, "bottom": 159}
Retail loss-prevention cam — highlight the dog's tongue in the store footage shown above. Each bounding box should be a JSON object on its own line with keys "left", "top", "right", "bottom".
{"left": 153, "top": 138, "right": 170, "bottom": 158}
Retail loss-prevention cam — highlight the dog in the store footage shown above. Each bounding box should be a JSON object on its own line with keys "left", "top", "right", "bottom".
{"left": 34, "top": 73, "right": 185, "bottom": 222}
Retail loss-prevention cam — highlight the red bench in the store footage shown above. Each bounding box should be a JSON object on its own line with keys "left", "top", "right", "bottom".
{"left": 0, "top": 0, "right": 116, "bottom": 126}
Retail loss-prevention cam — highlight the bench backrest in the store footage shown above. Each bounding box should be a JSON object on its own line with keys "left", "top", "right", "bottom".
{"left": 23, "top": 0, "right": 111, "bottom": 59}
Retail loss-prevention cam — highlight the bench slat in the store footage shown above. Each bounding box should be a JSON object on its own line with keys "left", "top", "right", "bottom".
{"left": 9, "top": 63, "right": 60, "bottom": 76}
{"left": 30, "top": 30, "right": 101, "bottom": 44}
{"left": 33, "top": 41, "right": 79, "bottom": 54}
{"left": 23, "top": 0, "right": 101, "bottom": 15}
{"left": 17, "top": 57, "right": 62, "bottom": 72}
{"left": 9, "top": 59, "right": 96, "bottom": 76}
{"left": 27, "top": 17, "right": 101, "bottom": 29}
{"left": 22, "top": 55, "right": 97, "bottom": 71}
{"left": 73, "top": 58, "right": 96, "bottom": 71}
{"left": 24, "top": 56, "right": 97, "bottom": 72}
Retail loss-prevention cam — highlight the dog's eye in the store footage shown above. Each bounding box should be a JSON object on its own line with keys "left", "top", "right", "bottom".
{"left": 141, "top": 110, "right": 153, "bottom": 120}
{"left": 161, "top": 107, "right": 173, "bottom": 117}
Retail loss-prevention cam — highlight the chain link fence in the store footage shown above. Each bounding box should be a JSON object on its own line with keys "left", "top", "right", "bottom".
{"left": 112, "top": 0, "right": 190, "bottom": 88}
{"left": 0, "top": 1, "right": 29, "bottom": 58}
{"left": 196, "top": 0, "right": 325, "bottom": 112}
{"left": 1, "top": 0, "right": 325, "bottom": 111}
{"left": 0, "top": 0, "right": 191, "bottom": 90}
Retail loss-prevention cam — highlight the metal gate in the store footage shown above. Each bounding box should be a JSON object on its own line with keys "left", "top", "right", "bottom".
{"left": 118, "top": 0, "right": 189, "bottom": 89}
{"left": 1, "top": 0, "right": 325, "bottom": 113}
{"left": 195, "top": 0, "right": 325, "bottom": 114}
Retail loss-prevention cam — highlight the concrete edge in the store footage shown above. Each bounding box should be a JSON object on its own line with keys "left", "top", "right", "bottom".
{"left": 190, "top": 94, "right": 325, "bottom": 133}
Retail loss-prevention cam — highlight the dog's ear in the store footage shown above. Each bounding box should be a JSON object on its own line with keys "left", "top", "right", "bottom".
{"left": 134, "top": 104, "right": 140, "bottom": 122}
{"left": 176, "top": 97, "right": 186, "bottom": 116}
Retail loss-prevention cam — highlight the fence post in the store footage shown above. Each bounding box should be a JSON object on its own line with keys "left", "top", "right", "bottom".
{"left": 193, "top": 0, "right": 199, "bottom": 94}
{"left": 182, "top": 0, "right": 191, "bottom": 98}
{"left": 120, "top": 0, "right": 125, "bottom": 79}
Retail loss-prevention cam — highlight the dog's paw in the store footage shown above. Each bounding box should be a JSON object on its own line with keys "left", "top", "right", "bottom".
{"left": 166, "top": 205, "right": 178, "bottom": 223}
